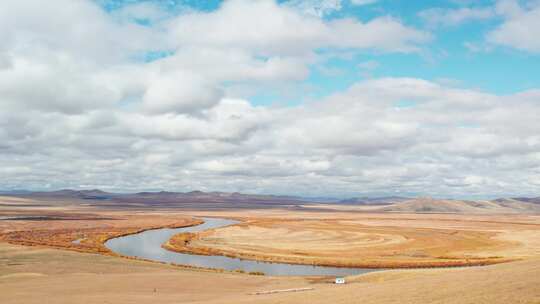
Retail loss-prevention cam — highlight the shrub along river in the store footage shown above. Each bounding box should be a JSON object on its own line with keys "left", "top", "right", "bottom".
{"left": 105, "top": 217, "right": 377, "bottom": 276}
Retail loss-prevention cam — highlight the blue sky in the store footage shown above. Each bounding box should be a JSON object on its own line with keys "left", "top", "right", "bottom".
{"left": 98, "top": 0, "right": 540, "bottom": 103}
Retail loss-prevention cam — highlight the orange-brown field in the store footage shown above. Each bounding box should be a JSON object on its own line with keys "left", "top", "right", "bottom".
{"left": 165, "top": 214, "right": 535, "bottom": 268}
{"left": 0, "top": 210, "right": 202, "bottom": 256}
{"left": 162, "top": 209, "right": 540, "bottom": 268}
{"left": 1, "top": 195, "right": 539, "bottom": 304}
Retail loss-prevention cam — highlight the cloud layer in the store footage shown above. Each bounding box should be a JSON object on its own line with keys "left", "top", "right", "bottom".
{"left": 0, "top": 0, "right": 539, "bottom": 198}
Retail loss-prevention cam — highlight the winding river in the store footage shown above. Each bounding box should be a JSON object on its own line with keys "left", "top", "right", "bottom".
{"left": 105, "top": 217, "right": 377, "bottom": 276}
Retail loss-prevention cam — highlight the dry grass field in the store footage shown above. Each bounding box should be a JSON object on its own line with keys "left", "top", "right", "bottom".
{"left": 1, "top": 241, "right": 539, "bottom": 304}
{"left": 167, "top": 211, "right": 540, "bottom": 268}
{"left": 1, "top": 195, "right": 539, "bottom": 303}
{"left": 0, "top": 209, "right": 202, "bottom": 256}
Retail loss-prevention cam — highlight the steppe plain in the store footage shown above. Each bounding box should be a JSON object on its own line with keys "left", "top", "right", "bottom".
{"left": 1, "top": 192, "right": 539, "bottom": 304}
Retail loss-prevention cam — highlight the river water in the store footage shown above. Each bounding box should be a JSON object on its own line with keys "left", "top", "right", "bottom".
{"left": 105, "top": 217, "right": 377, "bottom": 276}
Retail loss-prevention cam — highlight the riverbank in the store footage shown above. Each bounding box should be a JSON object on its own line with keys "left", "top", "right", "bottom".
{"left": 2, "top": 206, "right": 540, "bottom": 273}
{"left": 106, "top": 217, "right": 375, "bottom": 276}
{"left": 0, "top": 212, "right": 203, "bottom": 257}
{"left": 163, "top": 216, "right": 525, "bottom": 269}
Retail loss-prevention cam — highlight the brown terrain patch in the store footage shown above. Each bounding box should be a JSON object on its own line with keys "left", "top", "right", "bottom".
{"left": 0, "top": 210, "right": 202, "bottom": 256}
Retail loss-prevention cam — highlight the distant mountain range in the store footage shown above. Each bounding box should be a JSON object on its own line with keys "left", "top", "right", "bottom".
{"left": 337, "top": 196, "right": 410, "bottom": 205}
{"left": 0, "top": 190, "right": 33, "bottom": 195}
{"left": 506, "top": 197, "right": 540, "bottom": 205}
{"left": 19, "top": 189, "right": 412, "bottom": 204}
{"left": 2, "top": 189, "right": 539, "bottom": 213}
{"left": 12, "top": 189, "right": 311, "bottom": 209}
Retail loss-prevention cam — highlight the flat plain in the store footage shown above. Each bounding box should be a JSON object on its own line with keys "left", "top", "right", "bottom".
{"left": 167, "top": 211, "right": 540, "bottom": 268}
{"left": 1, "top": 193, "right": 539, "bottom": 304}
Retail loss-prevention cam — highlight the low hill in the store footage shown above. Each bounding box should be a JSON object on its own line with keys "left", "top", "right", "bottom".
{"left": 511, "top": 197, "right": 540, "bottom": 204}
{"left": 380, "top": 197, "right": 540, "bottom": 214}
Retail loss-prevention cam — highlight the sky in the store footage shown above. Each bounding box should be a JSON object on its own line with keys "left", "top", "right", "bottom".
{"left": 0, "top": 0, "right": 539, "bottom": 198}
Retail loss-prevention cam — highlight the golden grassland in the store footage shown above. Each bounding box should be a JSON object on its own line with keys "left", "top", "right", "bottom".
{"left": 1, "top": 199, "right": 540, "bottom": 304}
{"left": 2, "top": 206, "right": 540, "bottom": 270}
{"left": 165, "top": 211, "right": 540, "bottom": 268}
{"left": 1, "top": 241, "right": 539, "bottom": 304}
{"left": 2, "top": 207, "right": 540, "bottom": 269}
